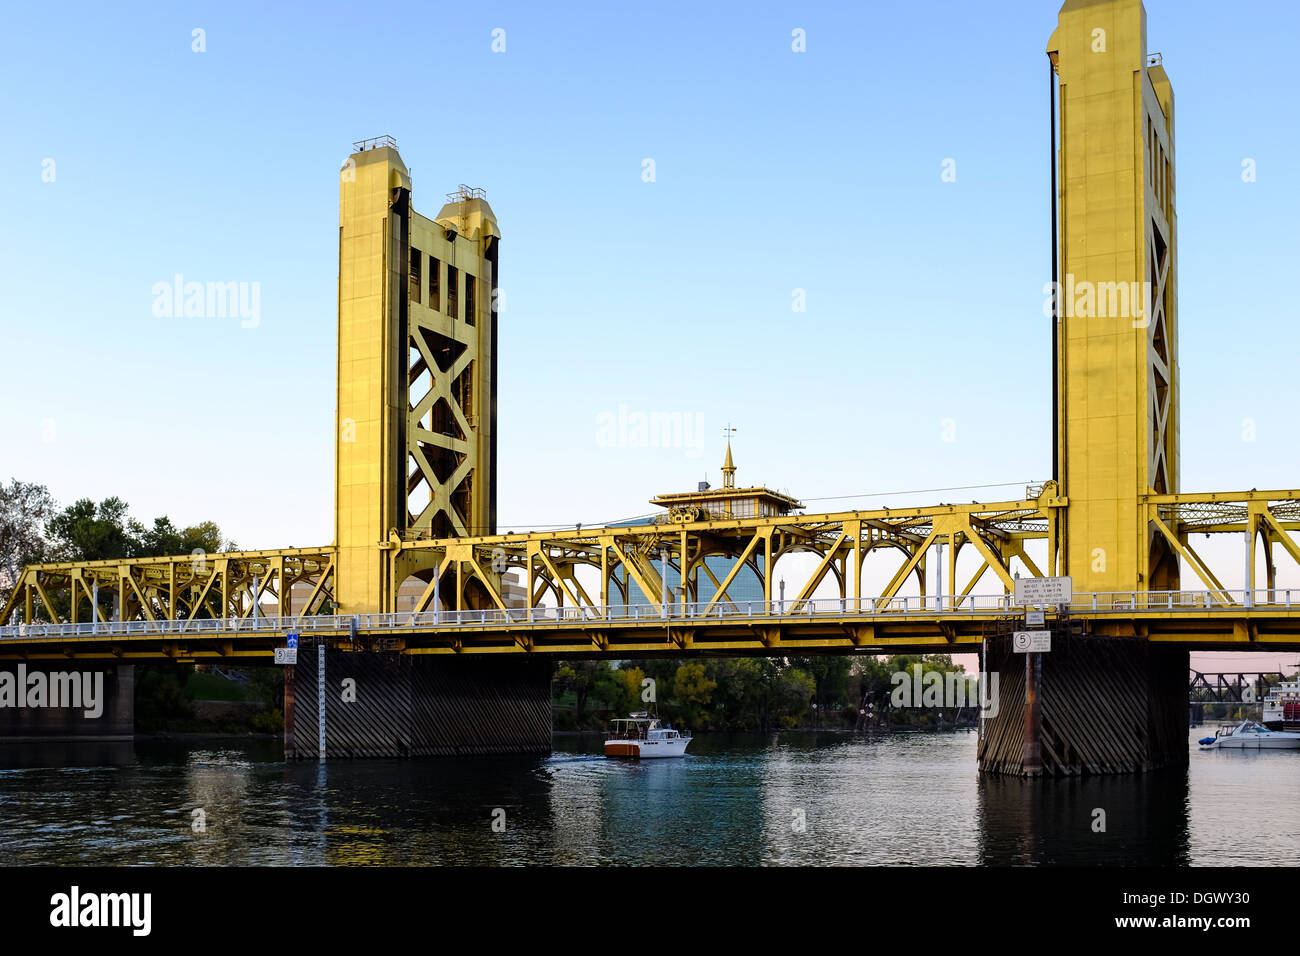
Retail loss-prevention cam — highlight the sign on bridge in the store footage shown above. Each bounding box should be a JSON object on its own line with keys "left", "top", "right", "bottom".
{"left": 1014, "top": 576, "right": 1072, "bottom": 606}
{"left": 1013, "top": 630, "right": 1052, "bottom": 653}
{"left": 274, "top": 647, "right": 298, "bottom": 665}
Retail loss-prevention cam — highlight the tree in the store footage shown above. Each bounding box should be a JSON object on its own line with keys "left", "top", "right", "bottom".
{"left": 554, "top": 660, "right": 605, "bottom": 724}
{"left": 0, "top": 479, "right": 57, "bottom": 608}
{"left": 592, "top": 663, "right": 639, "bottom": 715}
{"left": 705, "top": 658, "right": 765, "bottom": 729}
{"left": 791, "top": 655, "right": 852, "bottom": 718}
{"left": 137, "top": 516, "right": 234, "bottom": 558}
{"left": 47, "top": 497, "right": 143, "bottom": 562}
{"left": 671, "top": 661, "right": 716, "bottom": 728}
{"left": 776, "top": 666, "right": 816, "bottom": 728}
{"left": 46, "top": 498, "right": 235, "bottom": 564}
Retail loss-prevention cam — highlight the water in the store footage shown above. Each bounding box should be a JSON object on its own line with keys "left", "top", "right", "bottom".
{"left": 0, "top": 730, "right": 1295, "bottom": 866}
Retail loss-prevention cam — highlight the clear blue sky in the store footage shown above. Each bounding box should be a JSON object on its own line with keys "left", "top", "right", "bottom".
{"left": 2, "top": 0, "right": 1297, "bottom": 641}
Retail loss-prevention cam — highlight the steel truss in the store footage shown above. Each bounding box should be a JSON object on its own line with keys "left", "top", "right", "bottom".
{"left": 4, "top": 488, "right": 1300, "bottom": 657}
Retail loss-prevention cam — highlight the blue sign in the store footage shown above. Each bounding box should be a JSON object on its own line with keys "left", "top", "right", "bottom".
{"left": 287, "top": 633, "right": 299, "bottom": 649}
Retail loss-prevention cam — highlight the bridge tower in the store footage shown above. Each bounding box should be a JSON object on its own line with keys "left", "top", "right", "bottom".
{"left": 335, "top": 138, "right": 500, "bottom": 615}
{"left": 979, "top": 0, "right": 1188, "bottom": 775}
{"left": 285, "top": 140, "right": 546, "bottom": 760}
{"left": 1049, "top": 0, "right": 1179, "bottom": 593}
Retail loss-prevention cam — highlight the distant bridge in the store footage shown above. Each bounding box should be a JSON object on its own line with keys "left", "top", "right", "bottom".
{"left": 1189, "top": 671, "right": 1289, "bottom": 705}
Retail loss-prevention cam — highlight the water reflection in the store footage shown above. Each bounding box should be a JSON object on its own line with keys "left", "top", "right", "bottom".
{"left": 0, "top": 741, "right": 134, "bottom": 769}
{"left": 977, "top": 767, "right": 1191, "bottom": 865}
{"left": 0, "top": 730, "right": 1294, "bottom": 865}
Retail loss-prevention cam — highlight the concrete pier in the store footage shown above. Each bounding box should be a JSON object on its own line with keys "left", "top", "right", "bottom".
{"left": 0, "top": 663, "right": 133, "bottom": 743}
{"left": 286, "top": 646, "right": 551, "bottom": 759}
{"left": 978, "top": 633, "right": 1188, "bottom": 776}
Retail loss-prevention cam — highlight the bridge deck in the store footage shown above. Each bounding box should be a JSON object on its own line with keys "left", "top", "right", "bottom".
{"left": 4, "top": 589, "right": 1299, "bottom": 659}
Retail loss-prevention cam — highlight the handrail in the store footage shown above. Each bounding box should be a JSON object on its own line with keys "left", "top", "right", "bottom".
{"left": 1, "top": 588, "right": 1294, "bottom": 640}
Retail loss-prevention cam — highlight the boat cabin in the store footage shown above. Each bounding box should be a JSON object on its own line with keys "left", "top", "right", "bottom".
{"left": 606, "top": 713, "right": 690, "bottom": 742}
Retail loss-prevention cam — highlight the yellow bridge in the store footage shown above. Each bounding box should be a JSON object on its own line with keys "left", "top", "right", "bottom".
{"left": 1, "top": 0, "right": 1296, "bottom": 773}
{"left": 4, "top": 487, "right": 1300, "bottom": 660}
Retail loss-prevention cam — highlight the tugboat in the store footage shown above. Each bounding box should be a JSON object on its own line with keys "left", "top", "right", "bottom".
{"left": 604, "top": 711, "right": 691, "bottom": 758}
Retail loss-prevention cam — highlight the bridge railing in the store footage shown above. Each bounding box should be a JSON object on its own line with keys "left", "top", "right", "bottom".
{"left": 1, "top": 589, "right": 1295, "bottom": 640}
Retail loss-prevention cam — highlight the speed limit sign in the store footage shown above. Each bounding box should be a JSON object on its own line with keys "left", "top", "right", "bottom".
{"left": 1013, "top": 631, "right": 1051, "bottom": 653}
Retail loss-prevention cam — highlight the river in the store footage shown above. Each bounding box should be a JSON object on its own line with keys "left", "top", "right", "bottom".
{"left": 0, "top": 728, "right": 1295, "bottom": 866}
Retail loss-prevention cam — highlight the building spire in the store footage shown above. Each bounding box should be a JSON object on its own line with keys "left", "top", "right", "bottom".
{"left": 722, "top": 425, "right": 737, "bottom": 489}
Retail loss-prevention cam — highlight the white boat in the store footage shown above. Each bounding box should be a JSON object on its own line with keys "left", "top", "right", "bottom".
{"left": 1200, "top": 720, "right": 1300, "bottom": 750}
{"left": 604, "top": 712, "right": 691, "bottom": 758}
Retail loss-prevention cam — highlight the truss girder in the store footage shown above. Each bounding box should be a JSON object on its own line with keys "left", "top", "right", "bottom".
{"left": 1, "top": 549, "right": 335, "bottom": 627}
{"left": 7, "top": 491, "right": 1300, "bottom": 630}
{"left": 387, "top": 497, "right": 1055, "bottom": 617}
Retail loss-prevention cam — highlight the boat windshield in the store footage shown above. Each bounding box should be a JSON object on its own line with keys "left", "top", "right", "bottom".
{"left": 607, "top": 719, "right": 654, "bottom": 740}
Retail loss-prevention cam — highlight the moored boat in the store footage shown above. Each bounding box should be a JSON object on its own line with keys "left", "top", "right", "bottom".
{"left": 1200, "top": 720, "right": 1300, "bottom": 750}
{"left": 604, "top": 712, "right": 691, "bottom": 758}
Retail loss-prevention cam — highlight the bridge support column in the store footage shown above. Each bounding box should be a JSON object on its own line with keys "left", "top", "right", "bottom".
{"left": 978, "top": 635, "right": 1187, "bottom": 775}
{"left": 0, "top": 663, "right": 133, "bottom": 744}
{"left": 286, "top": 646, "right": 551, "bottom": 759}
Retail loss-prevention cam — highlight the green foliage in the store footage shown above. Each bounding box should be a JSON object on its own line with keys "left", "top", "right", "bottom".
{"left": 552, "top": 653, "right": 979, "bottom": 733}
{"left": 592, "top": 663, "right": 639, "bottom": 715}
{"left": 44, "top": 496, "right": 235, "bottom": 564}
{"left": 790, "top": 655, "right": 852, "bottom": 717}
{"left": 137, "top": 664, "right": 283, "bottom": 734}
{"left": 137, "top": 517, "right": 233, "bottom": 558}
{"left": 853, "top": 654, "right": 975, "bottom": 728}
{"left": 250, "top": 708, "right": 284, "bottom": 734}
{"left": 243, "top": 666, "right": 284, "bottom": 709}
{"left": 670, "top": 662, "right": 716, "bottom": 728}
{"left": 134, "top": 663, "right": 196, "bottom": 731}
{"left": 183, "top": 671, "right": 248, "bottom": 702}
{"left": 0, "top": 479, "right": 57, "bottom": 607}
{"left": 554, "top": 656, "right": 835, "bottom": 732}
{"left": 554, "top": 660, "right": 606, "bottom": 722}
{"left": 47, "top": 497, "right": 141, "bottom": 562}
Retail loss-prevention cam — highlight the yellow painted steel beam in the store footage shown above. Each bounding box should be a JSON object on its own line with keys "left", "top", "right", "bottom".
{"left": 532, "top": 548, "right": 586, "bottom": 610}
{"left": 879, "top": 529, "right": 938, "bottom": 599}
{"left": 792, "top": 532, "right": 848, "bottom": 605}
{"left": 959, "top": 560, "right": 989, "bottom": 598}
{"left": 1150, "top": 514, "right": 1231, "bottom": 603}
{"left": 1258, "top": 510, "right": 1300, "bottom": 568}
{"left": 700, "top": 534, "right": 762, "bottom": 615}
{"left": 959, "top": 525, "right": 1016, "bottom": 592}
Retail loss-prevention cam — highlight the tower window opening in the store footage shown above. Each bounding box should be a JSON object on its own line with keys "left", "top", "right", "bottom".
{"left": 409, "top": 249, "right": 422, "bottom": 304}
{"left": 447, "top": 265, "right": 459, "bottom": 319}
{"left": 465, "top": 272, "right": 476, "bottom": 326}
{"left": 429, "top": 257, "right": 441, "bottom": 312}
